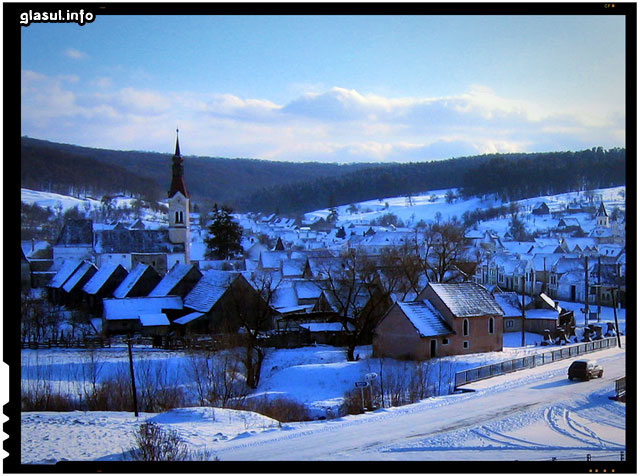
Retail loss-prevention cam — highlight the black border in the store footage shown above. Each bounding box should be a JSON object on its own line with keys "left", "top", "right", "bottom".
{"left": 4, "top": 2, "right": 637, "bottom": 473}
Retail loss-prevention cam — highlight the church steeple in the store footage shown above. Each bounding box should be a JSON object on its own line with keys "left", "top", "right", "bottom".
{"left": 168, "top": 128, "right": 189, "bottom": 198}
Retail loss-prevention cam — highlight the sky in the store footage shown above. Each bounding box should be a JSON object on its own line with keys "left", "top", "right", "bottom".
{"left": 20, "top": 13, "right": 627, "bottom": 163}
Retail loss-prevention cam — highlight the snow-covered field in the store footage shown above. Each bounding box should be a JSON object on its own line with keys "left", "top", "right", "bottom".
{"left": 20, "top": 329, "right": 626, "bottom": 464}
{"left": 20, "top": 340, "right": 626, "bottom": 464}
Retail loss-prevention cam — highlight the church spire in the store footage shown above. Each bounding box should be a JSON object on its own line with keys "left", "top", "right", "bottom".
{"left": 174, "top": 128, "right": 181, "bottom": 157}
{"left": 168, "top": 128, "right": 189, "bottom": 198}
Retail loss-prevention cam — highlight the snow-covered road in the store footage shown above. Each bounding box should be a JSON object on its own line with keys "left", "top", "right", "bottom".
{"left": 211, "top": 344, "right": 626, "bottom": 461}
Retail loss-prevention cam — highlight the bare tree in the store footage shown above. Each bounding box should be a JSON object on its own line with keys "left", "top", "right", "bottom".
{"left": 225, "top": 271, "right": 280, "bottom": 389}
{"left": 317, "top": 249, "right": 400, "bottom": 361}
{"left": 420, "top": 219, "right": 466, "bottom": 283}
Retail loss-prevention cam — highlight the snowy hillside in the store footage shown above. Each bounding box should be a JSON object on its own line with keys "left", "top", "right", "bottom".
{"left": 305, "top": 186, "right": 625, "bottom": 234}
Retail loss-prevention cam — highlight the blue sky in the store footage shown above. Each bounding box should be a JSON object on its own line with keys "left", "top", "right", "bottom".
{"left": 21, "top": 14, "right": 626, "bottom": 162}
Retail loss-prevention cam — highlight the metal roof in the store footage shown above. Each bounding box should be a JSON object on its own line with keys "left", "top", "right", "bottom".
{"left": 429, "top": 283, "right": 504, "bottom": 318}
{"left": 398, "top": 300, "right": 453, "bottom": 337}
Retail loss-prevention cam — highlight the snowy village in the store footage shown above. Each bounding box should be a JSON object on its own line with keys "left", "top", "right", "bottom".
{"left": 17, "top": 133, "right": 627, "bottom": 466}
{"left": 12, "top": 10, "right": 630, "bottom": 472}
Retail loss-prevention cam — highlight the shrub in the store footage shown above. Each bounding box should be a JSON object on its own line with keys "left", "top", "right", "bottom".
{"left": 127, "top": 422, "right": 219, "bottom": 462}
{"left": 234, "top": 396, "right": 311, "bottom": 423}
{"left": 128, "top": 422, "right": 189, "bottom": 461}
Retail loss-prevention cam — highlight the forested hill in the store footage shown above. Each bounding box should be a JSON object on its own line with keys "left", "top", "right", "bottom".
{"left": 20, "top": 137, "right": 624, "bottom": 216}
{"left": 20, "top": 137, "right": 384, "bottom": 206}
{"left": 237, "top": 148, "right": 626, "bottom": 215}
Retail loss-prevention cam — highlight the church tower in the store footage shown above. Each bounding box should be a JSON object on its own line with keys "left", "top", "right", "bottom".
{"left": 596, "top": 201, "right": 609, "bottom": 228}
{"left": 168, "top": 129, "right": 190, "bottom": 262}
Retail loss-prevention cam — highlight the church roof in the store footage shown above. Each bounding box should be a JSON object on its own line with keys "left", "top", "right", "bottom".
{"left": 94, "top": 229, "right": 184, "bottom": 254}
{"left": 55, "top": 219, "right": 93, "bottom": 246}
{"left": 168, "top": 130, "right": 189, "bottom": 199}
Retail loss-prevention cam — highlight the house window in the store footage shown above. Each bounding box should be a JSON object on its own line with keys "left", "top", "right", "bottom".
{"left": 505, "top": 319, "right": 514, "bottom": 329}
{"left": 175, "top": 211, "right": 184, "bottom": 224}
{"left": 442, "top": 338, "right": 449, "bottom": 345}
{"left": 463, "top": 318, "right": 469, "bottom": 337}
{"left": 489, "top": 317, "right": 495, "bottom": 334}
{"left": 463, "top": 341, "right": 469, "bottom": 349}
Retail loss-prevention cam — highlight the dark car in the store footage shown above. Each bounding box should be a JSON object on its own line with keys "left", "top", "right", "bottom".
{"left": 568, "top": 359, "right": 603, "bottom": 381}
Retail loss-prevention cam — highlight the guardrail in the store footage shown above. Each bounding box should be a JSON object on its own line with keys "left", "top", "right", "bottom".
{"left": 454, "top": 337, "right": 618, "bottom": 389}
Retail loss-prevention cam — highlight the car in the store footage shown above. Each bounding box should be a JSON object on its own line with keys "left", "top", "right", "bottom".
{"left": 568, "top": 359, "right": 604, "bottom": 381}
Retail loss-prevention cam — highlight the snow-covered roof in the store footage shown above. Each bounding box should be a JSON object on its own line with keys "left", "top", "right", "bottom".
{"left": 139, "top": 313, "right": 170, "bottom": 327}
{"left": 82, "top": 263, "right": 123, "bottom": 295}
{"left": 61, "top": 261, "right": 97, "bottom": 292}
{"left": 183, "top": 270, "right": 235, "bottom": 313}
{"left": 148, "top": 263, "right": 199, "bottom": 297}
{"left": 271, "top": 281, "right": 299, "bottom": 310}
{"left": 112, "top": 263, "right": 153, "bottom": 298}
{"left": 294, "top": 280, "right": 322, "bottom": 300}
{"left": 94, "top": 229, "right": 184, "bottom": 254}
{"left": 48, "top": 259, "right": 83, "bottom": 288}
{"left": 282, "top": 258, "right": 308, "bottom": 277}
{"left": 174, "top": 311, "right": 205, "bottom": 325}
{"left": 398, "top": 300, "right": 453, "bottom": 337}
{"left": 299, "top": 322, "right": 354, "bottom": 333}
{"left": 525, "top": 309, "right": 558, "bottom": 320}
{"left": 493, "top": 293, "right": 523, "bottom": 317}
{"left": 103, "top": 296, "right": 182, "bottom": 320}
{"left": 259, "top": 251, "right": 289, "bottom": 269}
{"left": 429, "top": 283, "right": 504, "bottom": 318}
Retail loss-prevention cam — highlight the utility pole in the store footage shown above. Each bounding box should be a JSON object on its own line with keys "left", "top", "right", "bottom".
{"left": 127, "top": 335, "right": 139, "bottom": 417}
{"left": 612, "top": 291, "right": 622, "bottom": 348}
{"left": 521, "top": 275, "right": 526, "bottom": 347}
{"left": 583, "top": 256, "right": 589, "bottom": 326}
{"left": 597, "top": 256, "right": 601, "bottom": 322}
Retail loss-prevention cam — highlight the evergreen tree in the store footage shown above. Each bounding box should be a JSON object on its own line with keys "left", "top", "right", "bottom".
{"left": 204, "top": 204, "right": 243, "bottom": 260}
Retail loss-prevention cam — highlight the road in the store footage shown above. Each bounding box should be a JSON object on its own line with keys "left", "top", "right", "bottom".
{"left": 211, "top": 343, "right": 626, "bottom": 461}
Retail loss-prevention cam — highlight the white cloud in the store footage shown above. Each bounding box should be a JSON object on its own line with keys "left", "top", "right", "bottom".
{"left": 20, "top": 73, "right": 625, "bottom": 163}
{"left": 63, "top": 48, "right": 88, "bottom": 60}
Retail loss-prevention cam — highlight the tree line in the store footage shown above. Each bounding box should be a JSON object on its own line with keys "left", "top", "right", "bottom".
{"left": 236, "top": 148, "right": 625, "bottom": 215}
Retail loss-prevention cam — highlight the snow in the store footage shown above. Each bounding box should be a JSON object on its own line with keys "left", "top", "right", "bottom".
{"left": 103, "top": 296, "right": 182, "bottom": 320}
{"left": 19, "top": 333, "right": 626, "bottom": 464}
{"left": 139, "top": 313, "right": 170, "bottom": 327}
{"left": 397, "top": 300, "right": 452, "bottom": 337}
{"left": 19, "top": 340, "right": 626, "bottom": 464}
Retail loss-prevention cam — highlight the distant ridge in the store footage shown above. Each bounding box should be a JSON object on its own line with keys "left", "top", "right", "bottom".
{"left": 20, "top": 137, "right": 625, "bottom": 216}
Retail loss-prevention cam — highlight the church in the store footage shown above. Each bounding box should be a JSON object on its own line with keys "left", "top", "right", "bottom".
{"left": 51, "top": 131, "right": 191, "bottom": 275}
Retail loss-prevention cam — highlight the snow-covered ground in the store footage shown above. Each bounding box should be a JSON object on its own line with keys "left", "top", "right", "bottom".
{"left": 20, "top": 340, "right": 626, "bottom": 464}
{"left": 305, "top": 186, "right": 625, "bottom": 235}
{"left": 20, "top": 327, "right": 626, "bottom": 464}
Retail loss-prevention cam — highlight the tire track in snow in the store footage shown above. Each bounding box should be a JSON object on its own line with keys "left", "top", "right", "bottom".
{"left": 470, "top": 426, "right": 547, "bottom": 449}
{"left": 544, "top": 407, "right": 623, "bottom": 450}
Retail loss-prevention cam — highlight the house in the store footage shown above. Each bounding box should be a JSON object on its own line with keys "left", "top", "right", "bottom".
{"left": 81, "top": 263, "right": 129, "bottom": 315}
{"left": 557, "top": 218, "right": 583, "bottom": 235}
{"left": 47, "top": 259, "right": 84, "bottom": 304}
{"left": 112, "top": 263, "right": 161, "bottom": 298}
{"left": 51, "top": 220, "right": 94, "bottom": 270}
{"left": 532, "top": 202, "right": 550, "bottom": 216}
{"left": 102, "top": 295, "right": 183, "bottom": 336}
{"left": 176, "top": 270, "right": 274, "bottom": 335}
{"left": 148, "top": 263, "right": 202, "bottom": 298}
{"left": 373, "top": 282, "right": 503, "bottom": 360}
{"left": 59, "top": 260, "right": 99, "bottom": 308}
